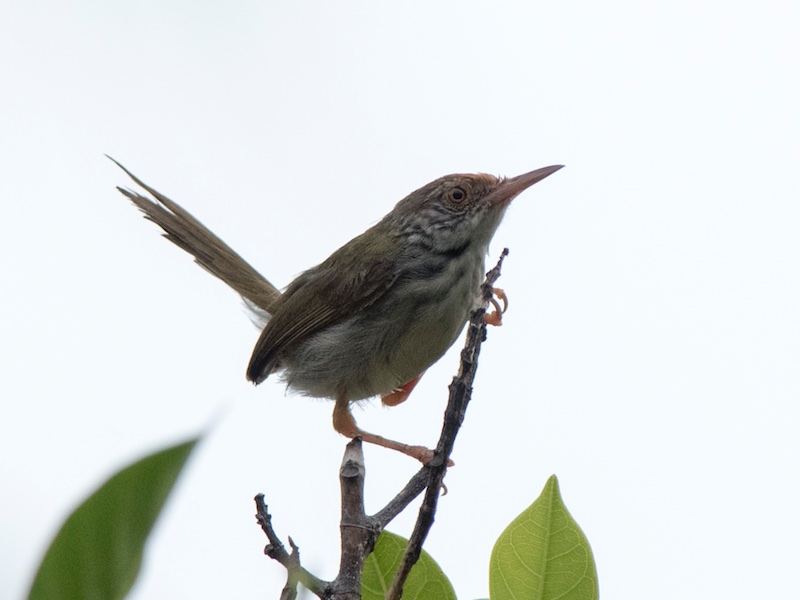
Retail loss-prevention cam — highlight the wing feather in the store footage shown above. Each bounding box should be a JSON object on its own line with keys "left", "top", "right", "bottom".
{"left": 246, "top": 225, "right": 400, "bottom": 384}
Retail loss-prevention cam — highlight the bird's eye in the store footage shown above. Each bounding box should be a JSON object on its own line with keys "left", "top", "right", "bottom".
{"left": 448, "top": 187, "right": 467, "bottom": 203}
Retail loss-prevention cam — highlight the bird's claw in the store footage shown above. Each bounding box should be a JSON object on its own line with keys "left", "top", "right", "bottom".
{"left": 484, "top": 287, "right": 508, "bottom": 326}
{"left": 411, "top": 445, "right": 455, "bottom": 467}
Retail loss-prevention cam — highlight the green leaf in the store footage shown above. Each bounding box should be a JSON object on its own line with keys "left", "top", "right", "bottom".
{"left": 489, "top": 475, "right": 598, "bottom": 600}
{"left": 28, "top": 437, "right": 199, "bottom": 600}
{"left": 362, "top": 530, "right": 456, "bottom": 600}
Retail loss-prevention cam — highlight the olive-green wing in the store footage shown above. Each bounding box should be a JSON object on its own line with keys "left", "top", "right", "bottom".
{"left": 246, "top": 226, "right": 400, "bottom": 384}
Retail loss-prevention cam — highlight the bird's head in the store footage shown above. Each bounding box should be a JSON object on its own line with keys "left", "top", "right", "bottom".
{"left": 387, "top": 165, "right": 564, "bottom": 253}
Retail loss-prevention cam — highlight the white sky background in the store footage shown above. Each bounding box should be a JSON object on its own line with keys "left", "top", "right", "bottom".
{"left": 1, "top": 1, "right": 798, "bottom": 598}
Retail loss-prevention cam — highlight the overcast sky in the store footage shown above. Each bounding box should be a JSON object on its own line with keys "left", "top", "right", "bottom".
{"left": 2, "top": 1, "right": 798, "bottom": 598}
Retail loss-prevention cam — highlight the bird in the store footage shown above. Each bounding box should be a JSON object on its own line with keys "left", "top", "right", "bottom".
{"left": 112, "top": 158, "right": 562, "bottom": 463}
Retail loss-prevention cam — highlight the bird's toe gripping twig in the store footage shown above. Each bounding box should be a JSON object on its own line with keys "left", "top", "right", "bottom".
{"left": 484, "top": 287, "right": 508, "bottom": 326}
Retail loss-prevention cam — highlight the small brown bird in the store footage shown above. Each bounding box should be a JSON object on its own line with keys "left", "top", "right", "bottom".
{"left": 113, "top": 160, "right": 562, "bottom": 462}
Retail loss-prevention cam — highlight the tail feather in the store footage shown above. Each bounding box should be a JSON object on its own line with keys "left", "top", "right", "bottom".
{"left": 110, "top": 156, "right": 281, "bottom": 315}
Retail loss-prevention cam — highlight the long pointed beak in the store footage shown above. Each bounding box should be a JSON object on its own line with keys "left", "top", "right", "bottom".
{"left": 489, "top": 164, "right": 564, "bottom": 207}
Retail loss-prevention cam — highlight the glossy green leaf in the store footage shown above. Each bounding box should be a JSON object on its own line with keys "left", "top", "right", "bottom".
{"left": 28, "top": 437, "right": 199, "bottom": 600}
{"left": 489, "top": 475, "right": 598, "bottom": 600}
{"left": 362, "top": 530, "right": 456, "bottom": 600}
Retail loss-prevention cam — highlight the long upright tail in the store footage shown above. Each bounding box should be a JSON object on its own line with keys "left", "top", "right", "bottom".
{"left": 110, "top": 156, "right": 281, "bottom": 316}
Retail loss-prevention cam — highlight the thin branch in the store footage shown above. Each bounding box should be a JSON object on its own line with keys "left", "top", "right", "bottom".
{"left": 386, "top": 248, "right": 509, "bottom": 600}
{"left": 371, "top": 467, "right": 429, "bottom": 528}
{"left": 254, "top": 494, "right": 330, "bottom": 598}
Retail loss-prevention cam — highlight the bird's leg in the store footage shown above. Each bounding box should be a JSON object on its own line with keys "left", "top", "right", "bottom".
{"left": 332, "top": 396, "right": 453, "bottom": 466}
{"left": 484, "top": 287, "right": 509, "bottom": 326}
{"left": 381, "top": 372, "right": 425, "bottom": 407}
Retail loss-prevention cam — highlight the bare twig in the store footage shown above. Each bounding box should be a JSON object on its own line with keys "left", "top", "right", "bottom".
{"left": 330, "top": 439, "right": 381, "bottom": 600}
{"left": 372, "top": 467, "right": 430, "bottom": 528}
{"left": 386, "top": 248, "right": 509, "bottom": 600}
{"left": 254, "top": 494, "right": 330, "bottom": 598}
